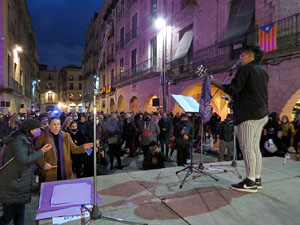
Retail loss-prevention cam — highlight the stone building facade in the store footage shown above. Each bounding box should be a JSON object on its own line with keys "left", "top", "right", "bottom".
{"left": 83, "top": 0, "right": 300, "bottom": 119}
{"left": 0, "top": 0, "right": 39, "bottom": 113}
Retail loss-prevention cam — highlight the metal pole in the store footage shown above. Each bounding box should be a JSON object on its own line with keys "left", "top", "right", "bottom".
{"left": 162, "top": 28, "right": 167, "bottom": 112}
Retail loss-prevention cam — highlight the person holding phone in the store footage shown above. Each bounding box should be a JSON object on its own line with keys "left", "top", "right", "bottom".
{"left": 0, "top": 119, "right": 52, "bottom": 225}
{"left": 35, "top": 117, "right": 93, "bottom": 182}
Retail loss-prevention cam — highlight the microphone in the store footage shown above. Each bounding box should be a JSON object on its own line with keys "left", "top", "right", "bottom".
{"left": 228, "top": 61, "right": 241, "bottom": 72}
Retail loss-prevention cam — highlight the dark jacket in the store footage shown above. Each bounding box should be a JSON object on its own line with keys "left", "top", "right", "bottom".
{"left": 173, "top": 120, "right": 193, "bottom": 146}
{"left": 217, "top": 120, "right": 234, "bottom": 142}
{"left": 0, "top": 131, "right": 44, "bottom": 204}
{"left": 123, "top": 120, "right": 137, "bottom": 142}
{"left": 223, "top": 62, "right": 269, "bottom": 125}
{"left": 158, "top": 118, "right": 172, "bottom": 139}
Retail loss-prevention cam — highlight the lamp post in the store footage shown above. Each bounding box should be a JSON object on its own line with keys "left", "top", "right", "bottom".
{"left": 155, "top": 18, "right": 167, "bottom": 112}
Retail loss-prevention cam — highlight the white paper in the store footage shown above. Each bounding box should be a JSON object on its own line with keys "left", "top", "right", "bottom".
{"left": 52, "top": 205, "right": 92, "bottom": 225}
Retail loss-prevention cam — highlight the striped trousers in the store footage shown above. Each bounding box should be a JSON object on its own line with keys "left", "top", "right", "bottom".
{"left": 237, "top": 116, "right": 268, "bottom": 181}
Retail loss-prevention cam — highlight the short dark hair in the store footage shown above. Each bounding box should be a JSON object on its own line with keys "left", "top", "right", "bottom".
{"left": 20, "top": 119, "right": 41, "bottom": 137}
{"left": 69, "top": 121, "right": 77, "bottom": 128}
{"left": 49, "top": 117, "right": 60, "bottom": 124}
{"left": 242, "top": 44, "right": 264, "bottom": 64}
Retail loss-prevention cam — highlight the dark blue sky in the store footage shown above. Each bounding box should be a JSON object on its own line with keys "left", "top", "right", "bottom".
{"left": 27, "top": 0, "right": 104, "bottom": 69}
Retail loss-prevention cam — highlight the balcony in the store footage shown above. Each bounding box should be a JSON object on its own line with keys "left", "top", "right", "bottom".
{"left": 116, "top": 10, "right": 124, "bottom": 23}
{"left": 107, "top": 53, "right": 115, "bottom": 64}
{"left": 125, "top": 29, "right": 138, "bottom": 45}
{"left": 113, "top": 58, "right": 160, "bottom": 88}
{"left": 128, "top": 0, "right": 137, "bottom": 8}
{"left": 8, "top": 77, "right": 24, "bottom": 95}
{"left": 116, "top": 39, "right": 124, "bottom": 52}
{"left": 167, "top": 13, "right": 300, "bottom": 81}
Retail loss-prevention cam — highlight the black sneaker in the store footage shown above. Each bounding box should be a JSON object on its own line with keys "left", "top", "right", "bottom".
{"left": 256, "top": 178, "right": 262, "bottom": 189}
{"left": 231, "top": 178, "right": 257, "bottom": 193}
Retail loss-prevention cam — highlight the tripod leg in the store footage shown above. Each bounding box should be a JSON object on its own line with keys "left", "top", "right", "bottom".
{"left": 200, "top": 170, "right": 219, "bottom": 181}
{"left": 175, "top": 166, "right": 189, "bottom": 175}
{"left": 101, "top": 215, "right": 148, "bottom": 225}
{"left": 179, "top": 168, "right": 193, "bottom": 189}
{"left": 84, "top": 219, "right": 92, "bottom": 225}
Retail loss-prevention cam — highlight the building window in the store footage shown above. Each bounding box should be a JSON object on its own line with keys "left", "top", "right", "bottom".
{"left": 8, "top": 54, "right": 10, "bottom": 77}
{"left": 14, "top": 63, "right": 17, "bottom": 76}
{"left": 48, "top": 93, "right": 53, "bottom": 101}
{"left": 151, "top": 0, "right": 157, "bottom": 17}
{"left": 132, "top": 14, "right": 138, "bottom": 38}
{"left": 69, "top": 93, "right": 74, "bottom": 101}
{"left": 120, "top": 58, "right": 124, "bottom": 73}
{"left": 103, "top": 74, "right": 106, "bottom": 87}
{"left": 120, "top": 27, "right": 124, "bottom": 48}
{"left": 111, "top": 69, "right": 114, "bottom": 84}
{"left": 150, "top": 36, "right": 157, "bottom": 68}
{"left": 69, "top": 83, "right": 73, "bottom": 90}
{"left": 48, "top": 73, "right": 52, "bottom": 80}
{"left": 79, "top": 75, "right": 83, "bottom": 80}
{"left": 131, "top": 49, "right": 137, "bottom": 74}
{"left": 79, "top": 83, "right": 82, "bottom": 90}
{"left": 70, "top": 74, "right": 73, "bottom": 80}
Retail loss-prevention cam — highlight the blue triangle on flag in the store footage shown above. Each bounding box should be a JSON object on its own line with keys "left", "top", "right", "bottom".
{"left": 260, "top": 22, "right": 275, "bottom": 34}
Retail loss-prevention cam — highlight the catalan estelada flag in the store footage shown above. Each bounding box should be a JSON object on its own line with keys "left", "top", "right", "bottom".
{"left": 259, "top": 22, "right": 278, "bottom": 52}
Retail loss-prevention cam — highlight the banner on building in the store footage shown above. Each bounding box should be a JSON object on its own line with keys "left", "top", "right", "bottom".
{"left": 259, "top": 22, "right": 277, "bottom": 53}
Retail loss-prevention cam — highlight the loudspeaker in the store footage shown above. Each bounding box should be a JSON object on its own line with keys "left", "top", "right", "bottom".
{"left": 20, "top": 104, "right": 24, "bottom": 108}
{"left": 5, "top": 102, "right": 10, "bottom": 107}
{"left": 1, "top": 101, "right": 5, "bottom": 107}
{"left": 152, "top": 98, "right": 159, "bottom": 106}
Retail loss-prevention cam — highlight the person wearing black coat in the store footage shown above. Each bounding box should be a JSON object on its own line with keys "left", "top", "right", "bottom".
{"left": 123, "top": 115, "right": 138, "bottom": 157}
{"left": 158, "top": 112, "right": 172, "bottom": 158}
{"left": 0, "top": 119, "right": 51, "bottom": 225}
{"left": 173, "top": 114, "right": 193, "bottom": 166}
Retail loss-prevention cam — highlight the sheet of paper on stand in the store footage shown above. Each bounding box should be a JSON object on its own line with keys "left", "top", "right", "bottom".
{"left": 36, "top": 178, "right": 102, "bottom": 221}
{"left": 51, "top": 183, "right": 91, "bottom": 206}
{"left": 52, "top": 205, "right": 92, "bottom": 225}
{"left": 171, "top": 94, "right": 200, "bottom": 113}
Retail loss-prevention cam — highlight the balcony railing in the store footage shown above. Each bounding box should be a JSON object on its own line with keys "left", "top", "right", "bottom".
{"left": 168, "top": 13, "right": 300, "bottom": 80}
{"left": 8, "top": 77, "right": 24, "bottom": 95}
{"left": 125, "top": 29, "right": 138, "bottom": 44}
{"left": 113, "top": 58, "right": 160, "bottom": 87}
{"left": 116, "top": 39, "right": 124, "bottom": 52}
{"left": 128, "top": 0, "right": 137, "bottom": 8}
{"left": 107, "top": 53, "right": 115, "bottom": 64}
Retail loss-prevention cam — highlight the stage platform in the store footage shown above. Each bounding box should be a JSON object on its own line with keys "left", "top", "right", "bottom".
{"left": 37, "top": 157, "right": 300, "bottom": 225}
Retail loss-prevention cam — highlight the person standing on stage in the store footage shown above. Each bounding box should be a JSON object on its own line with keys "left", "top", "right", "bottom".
{"left": 35, "top": 117, "right": 93, "bottom": 182}
{"left": 211, "top": 45, "right": 269, "bottom": 193}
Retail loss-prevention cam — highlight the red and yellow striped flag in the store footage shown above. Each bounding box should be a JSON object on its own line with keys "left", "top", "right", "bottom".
{"left": 259, "top": 22, "right": 277, "bottom": 52}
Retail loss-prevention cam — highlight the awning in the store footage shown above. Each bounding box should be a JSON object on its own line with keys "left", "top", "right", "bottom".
{"left": 172, "top": 30, "right": 193, "bottom": 61}
{"left": 171, "top": 94, "right": 199, "bottom": 113}
{"left": 219, "top": 0, "right": 254, "bottom": 47}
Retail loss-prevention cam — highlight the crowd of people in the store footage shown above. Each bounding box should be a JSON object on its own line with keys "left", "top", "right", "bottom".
{"left": 0, "top": 108, "right": 300, "bottom": 224}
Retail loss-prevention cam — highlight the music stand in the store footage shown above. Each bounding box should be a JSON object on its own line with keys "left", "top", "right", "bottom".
{"left": 172, "top": 95, "right": 218, "bottom": 189}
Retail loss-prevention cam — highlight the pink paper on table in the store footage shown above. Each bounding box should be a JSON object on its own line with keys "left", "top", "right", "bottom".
{"left": 51, "top": 183, "right": 91, "bottom": 206}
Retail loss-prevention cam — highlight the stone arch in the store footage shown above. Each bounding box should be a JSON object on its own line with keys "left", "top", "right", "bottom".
{"left": 143, "top": 94, "right": 159, "bottom": 113}
{"left": 280, "top": 89, "right": 300, "bottom": 120}
{"left": 172, "top": 81, "right": 229, "bottom": 120}
{"left": 110, "top": 98, "right": 116, "bottom": 113}
{"left": 130, "top": 96, "right": 141, "bottom": 113}
{"left": 117, "top": 95, "right": 126, "bottom": 112}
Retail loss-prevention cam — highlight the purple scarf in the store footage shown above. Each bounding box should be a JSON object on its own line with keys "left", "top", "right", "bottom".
{"left": 50, "top": 131, "right": 66, "bottom": 180}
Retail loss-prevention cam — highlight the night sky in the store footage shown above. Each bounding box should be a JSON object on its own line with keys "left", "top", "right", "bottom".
{"left": 27, "top": 0, "right": 105, "bottom": 69}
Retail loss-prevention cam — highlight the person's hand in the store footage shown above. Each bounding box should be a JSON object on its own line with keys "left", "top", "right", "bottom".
{"left": 163, "top": 128, "right": 166, "bottom": 131}
{"left": 41, "top": 144, "right": 52, "bottom": 153}
{"left": 154, "top": 147, "right": 160, "bottom": 153}
{"left": 183, "top": 134, "right": 188, "bottom": 140}
{"left": 99, "top": 151, "right": 105, "bottom": 158}
{"left": 84, "top": 143, "right": 93, "bottom": 149}
{"left": 180, "top": 129, "right": 185, "bottom": 135}
{"left": 96, "top": 139, "right": 100, "bottom": 147}
{"left": 44, "top": 163, "right": 57, "bottom": 170}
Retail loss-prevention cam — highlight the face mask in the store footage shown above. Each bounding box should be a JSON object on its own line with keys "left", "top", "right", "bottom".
{"left": 145, "top": 117, "right": 151, "bottom": 121}
{"left": 32, "top": 128, "right": 41, "bottom": 138}
{"left": 71, "top": 129, "right": 77, "bottom": 132}
{"left": 282, "top": 119, "right": 287, "bottom": 123}
{"left": 21, "top": 117, "right": 25, "bottom": 121}
{"left": 96, "top": 120, "right": 99, "bottom": 124}
{"left": 205, "top": 133, "right": 209, "bottom": 137}
{"left": 74, "top": 116, "right": 78, "bottom": 120}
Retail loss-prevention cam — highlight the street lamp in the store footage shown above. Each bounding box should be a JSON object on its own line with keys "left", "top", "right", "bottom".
{"left": 155, "top": 18, "right": 167, "bottom": 112}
